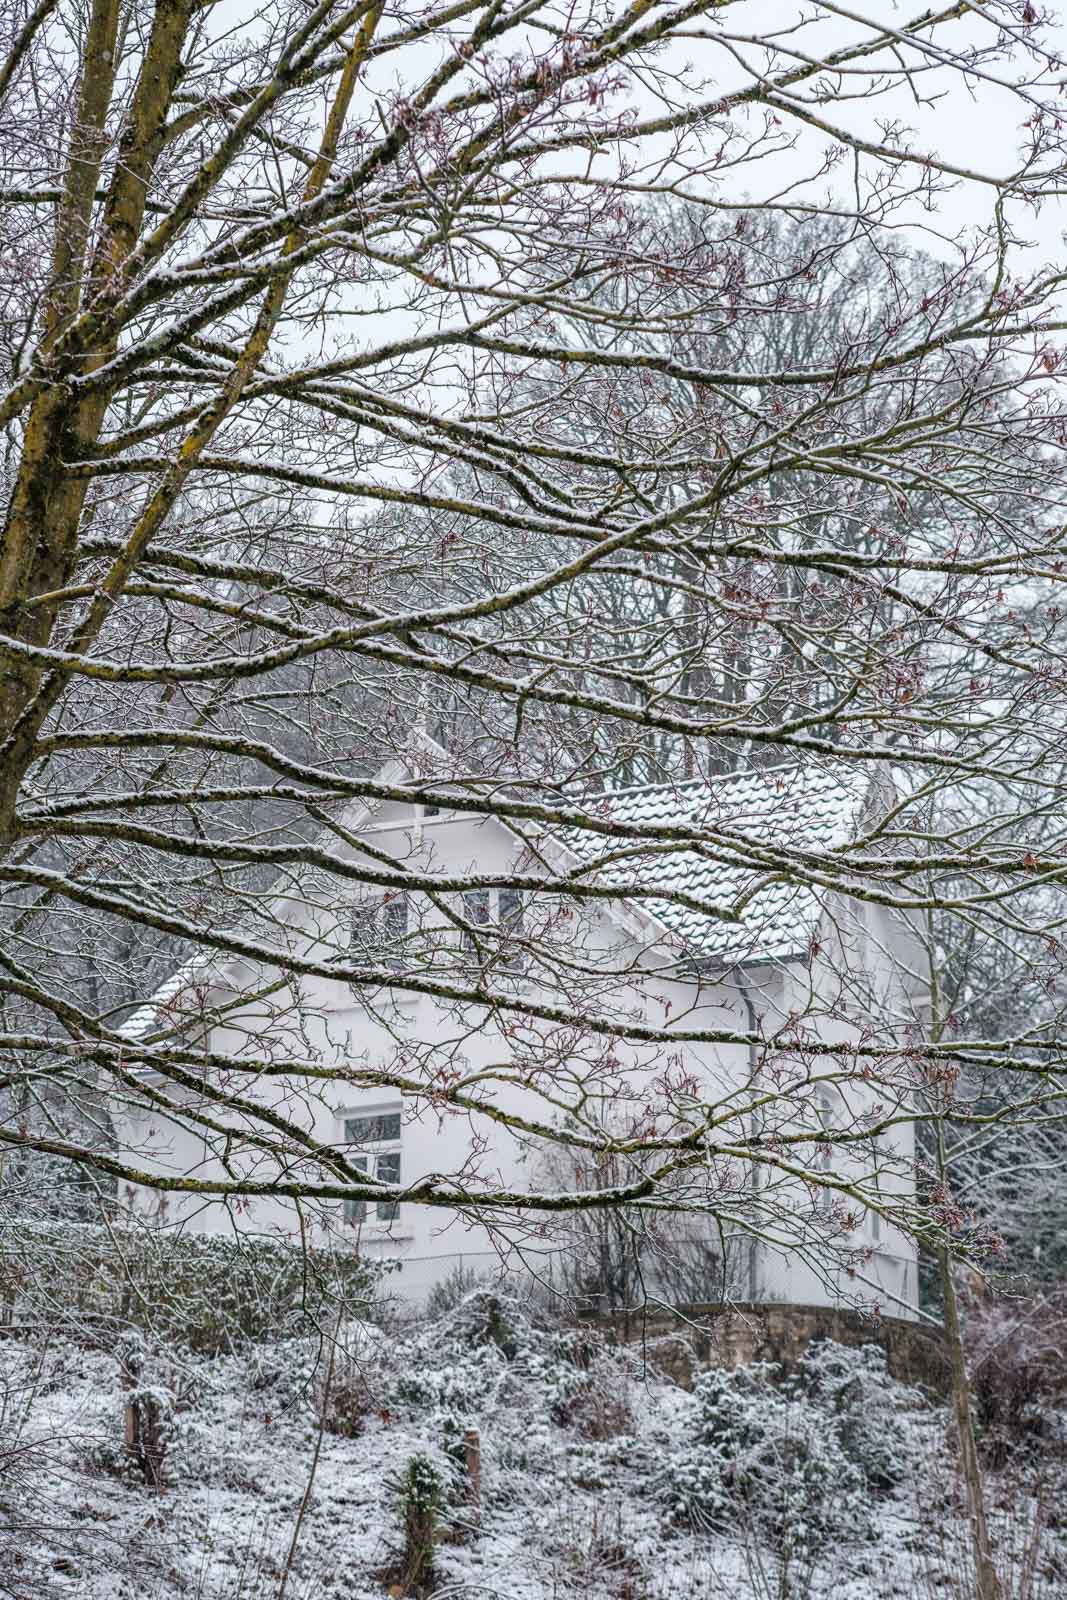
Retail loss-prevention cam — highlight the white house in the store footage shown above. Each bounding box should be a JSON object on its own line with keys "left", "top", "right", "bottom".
{"left": 118, "top": 751, "right": 924, "bottom": 1316}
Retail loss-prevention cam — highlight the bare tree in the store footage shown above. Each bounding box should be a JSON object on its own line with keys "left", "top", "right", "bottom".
{"left": 1, "top": 0, "right": 1067, "bottom": 1328}
{"left": 534, "top": 1127, "right": 748, "bottom": 1322}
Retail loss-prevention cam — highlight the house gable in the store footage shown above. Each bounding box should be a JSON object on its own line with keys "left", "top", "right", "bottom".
{"left": 124, "top": 753, "right": 887, "bottom": 1043}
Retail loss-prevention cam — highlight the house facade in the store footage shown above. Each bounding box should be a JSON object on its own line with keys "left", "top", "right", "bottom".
{"left": 118, "top": 757, "right": 924, "bottom": 1316}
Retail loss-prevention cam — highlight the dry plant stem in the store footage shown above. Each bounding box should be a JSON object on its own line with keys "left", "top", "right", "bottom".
{"left": 275, "top": 1316, "right": 341, "bottom": 1600}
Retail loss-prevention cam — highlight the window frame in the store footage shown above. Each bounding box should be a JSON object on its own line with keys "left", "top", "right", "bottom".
{"left": 342, "top": 1109, "right": 402, "bottom": 1225}
{"left": 460, "top": 886, "right": 526, "bottom": 973}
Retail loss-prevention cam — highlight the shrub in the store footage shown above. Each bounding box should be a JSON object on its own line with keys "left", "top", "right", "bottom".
{"left": 963, "top": 1288, "right": 1067, "bottom": 1461}
{"left": 423, "top": 1262, "right": 487, "bottom": 1320}
{"left": 554, "top": 1378, "right": 634, "bottom": 1440}
{"left": 395, "top": 1453, "right": 444, "bottom": 1594}
{"left": 535, "top": 1330, "right": 635, "bottom": 1437}
{"left": 116, "top": 1330, "right": 182, "bottom": 1490}
{"left": 315, "top": 1317, "right": 388, "bottom": 1437}
{"left": 1, "top": 1217, "right": 384, "bottom": 1354}
{"left": 511, "top": 1322, "right": 608, "bottom": 1427}
{"left": 123, "top": 1380, "right": 177, "bottom": 1490}
{"left": 247, "top": 1336, "right": 320, "bottom": 1410}
{"left": 390, "top": 1340, "right": 506, "bottom": 1423}
{"left": 661, "top": 1354, "right": 903, "bottom": 1554}
{"left": 385, "top": 1289, "right": 537, "bottom": 1427}
{"left": 444, "top": 1289, "right": 522, "bottom": 1359}
{"left": 794, "top": 1340, "right": 918, "bottom": 1490}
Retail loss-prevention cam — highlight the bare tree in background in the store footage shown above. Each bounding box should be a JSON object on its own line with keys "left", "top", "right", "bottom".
{"left": 535, "top": 1141, "right": 748, "bottom": 1324}
{"left": 2, "top": 0, "right": 1067, "bottom": 1392}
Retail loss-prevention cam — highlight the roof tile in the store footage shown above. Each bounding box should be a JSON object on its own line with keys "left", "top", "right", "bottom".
{"left": 557, "top": 760, "right": 868, "bottom": 966}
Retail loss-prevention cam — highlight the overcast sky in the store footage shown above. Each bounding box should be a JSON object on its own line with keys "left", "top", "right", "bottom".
{"left": 724, "top": 4, "right": 1067, "bottom": 272}
{"left": 576, "top": 2, "right": 1067, "bottom": 280}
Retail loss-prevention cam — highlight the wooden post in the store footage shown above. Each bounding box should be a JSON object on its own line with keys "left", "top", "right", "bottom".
{"left": 123, "top": 1397, "right": 137, "bottom": 1453}
{"left": 120, "top": 1341, "right": 140, "bottom": 1465}
{"left": 463, "top": 1428, "right": 481, "bottom": 1529}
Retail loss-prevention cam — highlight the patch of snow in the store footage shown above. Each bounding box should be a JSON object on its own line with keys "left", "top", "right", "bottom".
{"left": 3, "top": 1293, "right": 1063, "bottom": 1600}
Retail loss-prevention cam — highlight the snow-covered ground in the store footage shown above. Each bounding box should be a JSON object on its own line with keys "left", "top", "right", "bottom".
{"left": 3, "top": 1293, "right": 1063, "bottom": 1600}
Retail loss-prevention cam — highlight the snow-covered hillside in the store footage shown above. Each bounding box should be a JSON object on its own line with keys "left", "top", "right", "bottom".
{"left": 3, "top": 1292, "right": 1063, "bottom": 1600}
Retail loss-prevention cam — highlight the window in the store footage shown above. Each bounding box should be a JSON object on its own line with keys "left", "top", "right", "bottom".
{"left": 461, "top": 887, "right": 525, "bottom": 971}
{"left": 498, "top": 887, "right": 525, "bottom": 966}
{"left": 498, "top": 888, "right": 522, "bottom": 925}
{"left": 346, "top": 1112, "right": 401, "bottom": 1144}
{"left": 348, "top": 894, "right": 408, "bottom": 971}
{"left": 460, "top": 888, "right": 490, "bottom": 964}
{"left": 343, "top": 1110, "right": 401, "bottom": 1224}
{"left": 461, "top": 888, "right": 490, "bottom": 951}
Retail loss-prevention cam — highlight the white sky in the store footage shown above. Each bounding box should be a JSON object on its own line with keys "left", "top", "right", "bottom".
{"left": 646, "top": 2, "right": 1067, "bottom": 274}
{"left": 189, "top": 0, "right": 1067, "bottom": 371}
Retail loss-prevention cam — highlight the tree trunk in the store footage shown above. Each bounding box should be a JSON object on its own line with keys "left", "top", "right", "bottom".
{"left": 939, "top": 1245, "right": 1001, "bottom": 1600}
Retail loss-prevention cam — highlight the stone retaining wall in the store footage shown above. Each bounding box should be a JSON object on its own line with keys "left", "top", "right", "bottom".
{"left": 595, "top": 1301, "right": 949, "bottom": 1394}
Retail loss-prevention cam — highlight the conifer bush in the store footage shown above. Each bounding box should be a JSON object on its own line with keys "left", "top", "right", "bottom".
{"left": 795, "top": 1340, "right": 918, "bottom": 1491}
{"left": 661, "top": 1347, "right": 922, "bottom": 1551}
{"left": 396, "top": 1453, "right": 444, "bottom": 1594}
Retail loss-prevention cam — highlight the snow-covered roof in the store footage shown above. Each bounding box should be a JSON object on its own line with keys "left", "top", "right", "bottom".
{"left": 121, "top": 948, "right": 231, "bottom": 1042}
{"left": 122, "top": 757, "right": 873, "bottom": 1038}
{"left": 556, "top": 760, "right": 871, "bottom": 967}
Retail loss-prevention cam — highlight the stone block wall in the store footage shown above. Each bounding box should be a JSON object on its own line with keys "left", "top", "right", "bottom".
{"left": 595, "top": 1301, "right": 949, "bottom": 1394}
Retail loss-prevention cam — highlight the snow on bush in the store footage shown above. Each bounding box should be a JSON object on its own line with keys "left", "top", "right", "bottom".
{"left": 1, "top": 1217, "right": 386, "bottom": 1354}
{"left": 247, "top": 1334, "right": 323, "bottom": 1411}
{"left": 660, "top": 1343, "right": 924, "bottom": 1554}
{"left": 795, "top": 1338, "right": 919, "bottom": 1489}
{"left": 386, "top": 1293, "right": 515, "bottom": 1432}
{"left": 12, "top": 1289, "right": 1022, "bottom": 1600}
{"left": 388, "top": 1450, "right": 448, "bottom": 1592}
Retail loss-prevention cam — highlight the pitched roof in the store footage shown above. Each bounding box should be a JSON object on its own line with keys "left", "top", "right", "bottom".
{"left": 120, "top": 947, "right": 226, "bottom": 1042}
{"left": 555, "top": 759, "right": 871, "bottom": 967}
{"left": 123, "top": 757, "right": 872, "bottom": 1039}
